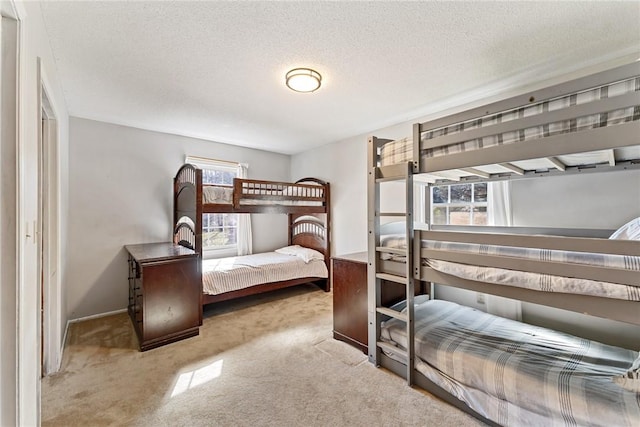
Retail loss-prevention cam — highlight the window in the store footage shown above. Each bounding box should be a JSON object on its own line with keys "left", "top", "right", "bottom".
{"left": 185, "top": 156, "right": 239, "bottom": 252}
{"left": 431, "top": 182, "right": 488, "bottom": 226}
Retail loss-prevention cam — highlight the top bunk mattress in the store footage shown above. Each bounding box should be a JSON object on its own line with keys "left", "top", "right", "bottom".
{"left": 202, "top": 185, "right": 324, "bottom": 206}
{"left": 379, "top": 72, "right": 640, "bottom": 173}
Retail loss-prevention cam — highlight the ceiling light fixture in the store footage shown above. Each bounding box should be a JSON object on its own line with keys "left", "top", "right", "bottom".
{"left": 285, "top": 68, "right": 322, "bottom": 93}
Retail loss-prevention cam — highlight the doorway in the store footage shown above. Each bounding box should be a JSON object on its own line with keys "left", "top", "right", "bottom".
{"left": 38, "top": 58, "right": 61, "bottom": 377}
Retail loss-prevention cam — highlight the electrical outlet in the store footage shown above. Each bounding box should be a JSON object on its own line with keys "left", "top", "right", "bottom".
{"left": 476, "top": 292, "right": 485, "bottom": 304}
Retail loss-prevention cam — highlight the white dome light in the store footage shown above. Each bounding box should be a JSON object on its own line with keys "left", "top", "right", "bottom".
{"left": 285, "top": 68, "right": 322, "bottom": 93}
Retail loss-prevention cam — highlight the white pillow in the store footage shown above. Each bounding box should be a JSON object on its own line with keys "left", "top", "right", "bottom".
{"left": 380, "top": 221, "right": 406, "bottom": 235}
{"left": 609, "top": 217, "right": 640, "bottom": 240}
{"left": 613, "top": 353, "right": 640, "bottom": 392}
{"left": 275, "top": 245, "right": 324, "bottom": 263}
{"left": 379, "top": 234, "right": 407, "bottom": 261}
{"left": 380, "top": 234, "right": 406, "bottom": 249}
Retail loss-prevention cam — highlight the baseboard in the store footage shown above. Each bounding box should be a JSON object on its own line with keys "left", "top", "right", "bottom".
{"left": 67, "top": 308, "right": 127, "bottom": 324}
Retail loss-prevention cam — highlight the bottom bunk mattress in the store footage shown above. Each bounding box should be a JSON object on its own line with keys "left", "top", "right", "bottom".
{"left": 202, "top": 251, "right": 328, "bottom": 295}
{"left": 380, "top": 299, "right": 640, "bottom": 427}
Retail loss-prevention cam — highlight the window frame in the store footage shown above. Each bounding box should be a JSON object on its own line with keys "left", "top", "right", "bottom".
{"left": 185, "top": 156, "right": 239, "bottom": 256}
{"left": 430, "top": 182, "right": 488, "bottom": 226}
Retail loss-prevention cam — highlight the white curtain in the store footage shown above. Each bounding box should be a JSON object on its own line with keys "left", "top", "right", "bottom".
{"left": 487, "top": 180, "right": 512, "bottom": 227}
{"left": 236, "top": 163, "right": 253, "bottom": 255}
{"left": 486, "top": 181, "right": 522, "bottom": 320}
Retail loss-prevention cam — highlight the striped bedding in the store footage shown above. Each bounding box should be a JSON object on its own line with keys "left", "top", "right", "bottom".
{"left": 379, "top": 76, "right": 640, "bottom": 166}
{"left": 202, "top": 186, "right": 323, "bottom": 206}
{"left": 381, "top": 299, "right": 640, "bottom": 427}
{"left": 424, "top": 240, "right": 640, "bottom": 301}
{"left": 380, "top": 235, "right": 640, "bottom": 301}
{"left": 201, "top": 252, "right": 328, "bottom": 295}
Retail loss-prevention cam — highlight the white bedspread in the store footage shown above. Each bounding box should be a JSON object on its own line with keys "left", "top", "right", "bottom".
{"left": 381, "top": 299, "right": 640, "bottom": 427}
{"left": 202, "top": 252, "right": 328, "bottom": 295}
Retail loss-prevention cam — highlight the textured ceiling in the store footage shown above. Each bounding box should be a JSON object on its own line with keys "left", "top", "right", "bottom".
{"left": 39, "top": 1, "right": 640, "bottom": 155}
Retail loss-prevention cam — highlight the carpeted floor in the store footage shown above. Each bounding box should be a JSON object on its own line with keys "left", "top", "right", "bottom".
{"left": 41, "top": 284, "right": 484, "bottom": 426}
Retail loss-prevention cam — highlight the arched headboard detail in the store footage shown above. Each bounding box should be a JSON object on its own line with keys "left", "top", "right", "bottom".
{"left": 174, "top": 164, "right": 203, "bottom": 255}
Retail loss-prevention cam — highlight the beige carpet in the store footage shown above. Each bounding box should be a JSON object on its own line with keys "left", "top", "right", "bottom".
{"left": 42, "top": 284, "right": 483, "bottom": 426}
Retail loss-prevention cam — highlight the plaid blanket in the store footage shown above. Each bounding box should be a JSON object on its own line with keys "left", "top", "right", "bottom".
{"left": 381, "top": 299, "right": 640, "bottom": 427}
{"left": 379, "top": 76, "right": 640, "bottom": 166}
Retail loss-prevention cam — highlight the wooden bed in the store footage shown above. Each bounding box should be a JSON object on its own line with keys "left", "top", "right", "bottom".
{"left": 173, "top": 163, "right": 331, "bottom": 306}
{"left": 367, "top": 61, "right": 640, "bottom": 426}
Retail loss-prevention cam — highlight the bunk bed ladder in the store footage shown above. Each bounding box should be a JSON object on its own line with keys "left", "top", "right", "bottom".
{"left": 367, "top": 147, "right": 416, "bottom": 385}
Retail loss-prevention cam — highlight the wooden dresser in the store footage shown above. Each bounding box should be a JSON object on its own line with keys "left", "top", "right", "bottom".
{"left": 332, "top": 251, "right": 406, "bottom": 354}
{"left": 125, "top": 242, "right": 202, "bottom": 351}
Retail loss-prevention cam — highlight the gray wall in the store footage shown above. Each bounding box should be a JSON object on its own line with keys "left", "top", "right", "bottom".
{"left": 291, "top": 122, "right": 411, "bottom": 257}
{"left": 512, "top": 170, "right": 640, "bottom": 349}
{"left": 67, "top": 118, "right": 291, "bottom": 319}
{"left": 511, "top": 170, "right": 640, "bottom": 229}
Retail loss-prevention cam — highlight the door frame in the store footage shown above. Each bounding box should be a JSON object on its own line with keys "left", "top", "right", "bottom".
{"left": 38, "top": 57, "right": 62, "bottom": 376}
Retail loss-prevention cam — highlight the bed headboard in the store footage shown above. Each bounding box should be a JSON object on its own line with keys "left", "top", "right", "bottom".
{"left": 289, "top": 213, "right": 331, "bottom": 266}
{"left": 291, "top": 178, "right": 330, "bottom": 265}
{"left": 174, "top": 163, "right": 203, "bottom": 255}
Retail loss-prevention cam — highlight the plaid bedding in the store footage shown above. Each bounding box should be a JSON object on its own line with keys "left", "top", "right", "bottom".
{"left": 380, "top": 235, "right": 640, "bottom": 301}
{"left": 381, "top": 299, "right": 640, "bottom": 427}
{"left": 425, "top": 239, "right": 640, "bottom": 301}
{"left": 379, "top": 77, "right": 640, "bottom": 166}
{"left": 379, "top": 136, "right": 413, "bottom": 166}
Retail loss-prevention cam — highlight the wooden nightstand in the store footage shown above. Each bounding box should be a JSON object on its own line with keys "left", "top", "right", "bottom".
{"left": 332, "top": 252, "right": 406, "bottom": 354}
{"left": 126, "top": 242, "right": 202, "bottom": 351}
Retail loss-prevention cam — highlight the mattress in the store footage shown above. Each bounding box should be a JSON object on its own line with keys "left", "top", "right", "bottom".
{"left": 379, "top": 76, "right": 640, "bottom": 167}
{"left": 381, "top": 299, "right": 640, "bottom": 427}
{"left": 201, "top": 251, "right": 328, "bottom": 295}
{"left": 380, "top": 235, "right": 640, "bottom": 301}
{"left": 202, "top": 185, "right": 323, "bottom": 206}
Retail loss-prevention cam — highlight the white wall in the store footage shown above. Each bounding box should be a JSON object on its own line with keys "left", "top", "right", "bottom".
{"left": 0, "top": 12, "right": 19, "bottom": 426}
{"left": 439, "top": 170, "right": 640, "bottom": 349}
{"left": 291, "top": 121, "right": 412, "bottom": 257}
{"left": 511, "top": 170, "right": 640, "bottom": 349}
{"left": 67, "top": 118, "right": 291, "bottom": 319}
{"left": 511, "top": 170, "right": 640, "bottom": 229}
{"left": 1, "top": 1, "right": 70, "bottom": 425}
{"left": 290, "top": 137, "right": 366, "bottom": 256}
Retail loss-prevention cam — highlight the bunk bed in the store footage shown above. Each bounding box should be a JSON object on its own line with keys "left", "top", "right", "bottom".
{"left": 174, "top": 163, "right": 331, "bottom": 306}
{"left": 367, "top": 61, "right": 640, "bottom": 426}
